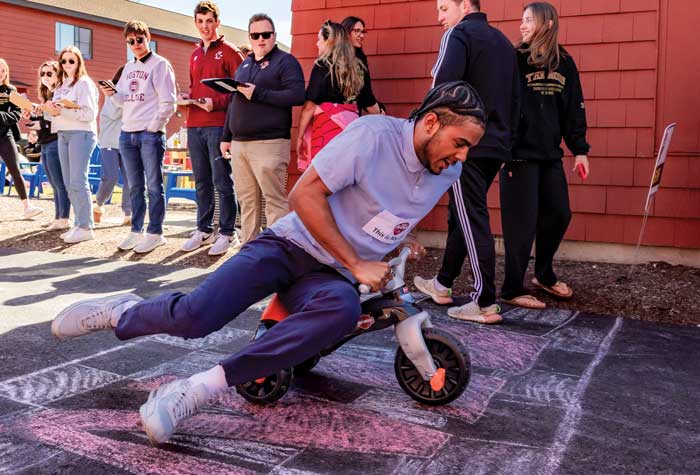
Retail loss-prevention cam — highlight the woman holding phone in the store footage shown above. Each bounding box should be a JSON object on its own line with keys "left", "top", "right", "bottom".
{"left": 46, "top": 46, "right": 99, "bottom": 243}
{"left": 33, "top": 60, "right": 71, "bottom": 230}
{"left": 0, "top": 58, "right": 44, "bottom": 218}
{"left": 500, "top": 2, "right": 590, "bottom": 309}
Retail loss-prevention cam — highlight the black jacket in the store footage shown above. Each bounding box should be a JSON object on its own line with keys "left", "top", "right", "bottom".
{"left": 222, "top": 46, "right": 305, "bottom": 142}
{"left": 513, "top": 46, "right": 590, "bottom": 160}
{"left": 432, "top": 12, "right": 520, "bottom": 161}
{"left": 0, "top": 84, "right": 21, "bottom": 140}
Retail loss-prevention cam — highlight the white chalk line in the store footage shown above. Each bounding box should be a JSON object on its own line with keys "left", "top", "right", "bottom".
{"left": 542, "top": 311, "right": 581, "bottom": 338}
{"left": 542, "top": 316, "right": 623, "bottom": 474}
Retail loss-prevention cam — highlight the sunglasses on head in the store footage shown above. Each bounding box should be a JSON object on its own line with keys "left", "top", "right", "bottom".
{"left": 60, "top": 58, "right": 76, "bottom": 65}
{"left": 40, "top": 71, "right": 54, "bottom": 77}
{"left": 126, "top": 37, "right": 147, "bottom": 46}
{"left": 249, "top": 31, "right": 274, "bottom": 40}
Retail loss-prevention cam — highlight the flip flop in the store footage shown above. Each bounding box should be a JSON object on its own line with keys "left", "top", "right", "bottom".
{"left": 532, "top": 278, "right": 573, "bottom": 299}
{"left": 502, "top": 294, "right": 547, "bottom": 309}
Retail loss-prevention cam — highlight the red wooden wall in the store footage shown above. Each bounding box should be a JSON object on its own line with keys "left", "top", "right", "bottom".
{"left": 290, "top": 0, "right": 700, "bottom": 249}
{"left": 0, "top": 3, "right": 195, "bottom": 135}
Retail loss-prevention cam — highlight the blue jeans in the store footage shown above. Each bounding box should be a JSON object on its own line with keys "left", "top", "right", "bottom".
{"left": 40, "top": 140, "right": 70, "bottom": 220}
{"left": 96, "top": 147, "right": 131, "bottom": 215}
{"left": 188, "top": 126, "right": 237, "bottom": 236}
{"left": 119, "top": 131, "right": 166, "bottom": 234}
{"left": 57, "top": 131, "right": 97, "bottom": 229}
{"left": 115, "top": 231, "right": 361, "bottom": 386}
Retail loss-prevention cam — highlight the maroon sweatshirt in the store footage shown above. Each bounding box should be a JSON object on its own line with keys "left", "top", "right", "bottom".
{"left": 187, "top": 35, "right": 244, "bottom": 128}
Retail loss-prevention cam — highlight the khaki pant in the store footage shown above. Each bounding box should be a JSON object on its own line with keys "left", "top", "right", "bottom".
{"left": 230, "top": 139, "right": 290, "bottom": 243}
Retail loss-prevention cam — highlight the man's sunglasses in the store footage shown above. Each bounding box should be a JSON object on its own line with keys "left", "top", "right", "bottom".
{"left": 40, "top": 71, "right": 54, "bottom": 77}
{"left": 126, "top": 37, "right": 147, "bottom": 46}
{"left": 249, "top": 31, "right": 274, "bottom": 40}
{"left": 60, "top": 59, "right": 76, "bottom": 65}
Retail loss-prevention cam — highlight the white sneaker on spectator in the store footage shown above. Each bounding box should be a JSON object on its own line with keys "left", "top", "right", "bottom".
{"left": 24, "top": 205, "right": 44, "bottom": 219}
{"left": 134, "top": 233, "right": 166, "bottom": 254}
{"left": 447, "top": 302, "right": 503, "bottom": 324}
{"left": 208, "top": 234, "right": 235, "bottom": 256}
{"left": 180, "top": 230, "right": 215, "bottom": 252}
{"left": 140, "top": 379, "right": 208, "bottom": 445}
{"left": 51, "top": 292, "right": 142, "bottom": 339}
{"left": 118, "top": 232, "right": 143, "bottom": 251}
{"left": 47, "top": 218, "right": 71, "bottom": 231}
{"left": 413, "top": 275, "right": 454, "bottom": 305}
{"left": 41, "top": 219, "right": 54, "bottom": 228}
{"left": 64, "top": 227, "right": 95, "bottom": 244}
{"left": 93, "top": 205, "right": 105, "bottom": 224}
{"left": 60, "top": 226, "right": 78, "bottom": 240}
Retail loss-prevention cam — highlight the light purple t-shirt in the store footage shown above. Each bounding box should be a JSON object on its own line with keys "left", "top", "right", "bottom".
{"left": 270, "top": 115, "right": 461, "bottom": 275}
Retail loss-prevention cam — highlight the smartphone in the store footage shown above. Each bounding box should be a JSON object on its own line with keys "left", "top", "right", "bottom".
{"left": 98, "top": 80, "right": 117, "bottom": 93}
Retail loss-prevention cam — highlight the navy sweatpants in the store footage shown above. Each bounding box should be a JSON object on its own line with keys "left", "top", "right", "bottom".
{"left": 115, "top": 231, "right": 361, "bottom": 386}
{"left": 499, "top": 159, "right": 572, "bottom": 300}
{"left": 437, "top": 156, "right": 502, "bottom": 307}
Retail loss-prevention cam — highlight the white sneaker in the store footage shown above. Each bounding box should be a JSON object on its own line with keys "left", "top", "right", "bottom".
{"left": 93, "top": 205, "right": 105, "bottom": 224}
{"left": 47, "top": 218, "right": 71, "bottom": 231}
{"left": 447, "top": 302, "right": 503, "bottom": 324}
{"left": 413, "top": 276, "right": 453, "bottom": 305}
{"left": 140, "top": 379, "right": 208, "bottom": 445}
{"left": 24, "top": 205, "right": 44, "bottom": 219}
{"left": 118, "top": 232, "right": 142, "bottom": 251}
{"left": 51, "top": 293, "right": 142, "bottom": 339}
{"left": 180, "top": 230, "right": 215, "bottom": 252}
{"left": 41, "top": 220, "right": 55, "bottom": 228}
{"left": 134, "top": 233, "right": 166, "bottom": 254}
{"left": 207, "top": 234, "right": 235, "bottom": 256}
{"left": 64, "top": 227, "right": 94, "bottom": 244}
{"left": 60, "top": 226, "right": 78, "bottom": 240}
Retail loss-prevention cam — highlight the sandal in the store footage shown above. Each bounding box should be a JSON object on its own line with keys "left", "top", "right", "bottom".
{"left": 531, "top": 278, "right": 573, "bottom": 299}
{"left": 502, "top": 294, "right": 546, "bottom": 309}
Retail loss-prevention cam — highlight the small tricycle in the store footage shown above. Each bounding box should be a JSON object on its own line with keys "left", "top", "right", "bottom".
{"left": 236, "top": 247, "right": 471, "bottom": 405}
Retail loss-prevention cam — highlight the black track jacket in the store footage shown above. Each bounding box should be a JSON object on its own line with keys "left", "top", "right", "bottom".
{"left": 432, "top": 12, "right": 520, "bottom": 162}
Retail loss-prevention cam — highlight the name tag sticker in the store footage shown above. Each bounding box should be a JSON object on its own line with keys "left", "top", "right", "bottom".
{"left": 362, "top": 210, "right": 416, "bottom": 244}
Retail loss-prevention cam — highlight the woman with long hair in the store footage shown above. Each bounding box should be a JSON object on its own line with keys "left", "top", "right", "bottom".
{"left": 33, "top": 60, "right": 71, "bottom": 230}
{"left": 295, "top": 21, "right": 379, "bottom": 171}
{"left": 500, "top": 2, "right": 591, "bottom": 309}
{"left": 46, "top": 46, "right": 99, "bottom": 243}
{"left": 0, "top": 58, "right": 44, "bottom": 218}
{"left": 341, "top": 16, "right": 383, "bottom": 115}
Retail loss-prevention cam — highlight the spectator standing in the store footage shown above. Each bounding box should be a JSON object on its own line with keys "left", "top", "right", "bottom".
{"left": 94, "top": 66, "right": 131, "bottom": 226}
{"left": 0, "top": 58, "right": 44, "bottom": 219}
{"left": 414, "top": 0, "right": 520, "bottom": 324}
{"left": 499, "top": 2, "right": 590, "bottom": 308}
{"left": 220, "top": 13, "right": 305, "bottom": 244}
{"left": 180, "top": 1, "right": 245, "bottom": 256}
{"left": 33, "top": 60, "right": 70, "bottom": 230}
{"left": 296, "top": 21, "right": 377, "bottom": 171}
{"left": 101, "top": 20, "right": 177, "bottom": 254}
{"left": 47, "top": 46, "right": 99, "bottom": 243}
{"left": 341, "top": 16, "right": 383, "bottom": 115}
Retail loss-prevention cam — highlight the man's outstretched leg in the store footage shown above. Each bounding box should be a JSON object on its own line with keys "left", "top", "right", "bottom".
{"left": 139, "top": 271, "right": 360, "bottom": 444}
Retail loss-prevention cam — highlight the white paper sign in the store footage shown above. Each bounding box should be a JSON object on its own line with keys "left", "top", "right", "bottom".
{"left": 644, "top": 123, "right": 676, "bottom": 212}
{"left": 362, "top": 210, "right": 416, "bottom": 244}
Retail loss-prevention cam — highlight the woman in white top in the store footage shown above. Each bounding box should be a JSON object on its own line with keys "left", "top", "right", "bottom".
{"left": 45, "top": 46, "right": 99, "bottom": 243}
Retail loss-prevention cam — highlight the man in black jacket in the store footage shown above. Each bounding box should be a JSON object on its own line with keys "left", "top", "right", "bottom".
{"left": 414, "top": 0, "right": 519, "bottom": 324}
{"left": 220, "top": 13, "right": 305, "bottom": 244}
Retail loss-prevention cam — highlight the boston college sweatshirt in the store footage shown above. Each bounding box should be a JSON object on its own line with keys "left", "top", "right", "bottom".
{"left": 111, "top": 52, "right": 177, "bottom": 133}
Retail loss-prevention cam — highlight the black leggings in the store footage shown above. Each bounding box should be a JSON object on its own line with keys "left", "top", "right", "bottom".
{"left": 0, "top": 134, "right": 28, "bottom": 200}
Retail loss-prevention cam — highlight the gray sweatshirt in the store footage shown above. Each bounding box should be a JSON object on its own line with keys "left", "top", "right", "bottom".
{"left": 111, "top": 52, "right": 176, "bottom": 133}
{"left": 98, "top": 99, "right": 122, "bottom": 149}
{"left": 51, "top": 75, "right": 99, "bottom": 134}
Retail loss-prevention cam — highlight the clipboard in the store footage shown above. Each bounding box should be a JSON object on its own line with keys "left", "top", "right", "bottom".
{"left": 200, "top": 77, "right": 242, "bottom": 94}
{"left": 9, "top": 91, "right": 34, "bottom": 111}
{"left": 166, "top": 98, "right": 206, "bottom": 106}
{"left": 56, "top": 98, "right": 81, "bottom": 109}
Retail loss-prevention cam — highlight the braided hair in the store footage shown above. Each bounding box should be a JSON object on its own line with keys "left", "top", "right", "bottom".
{"left": 409, "top": 81, "right": 486, "bottom": 128}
